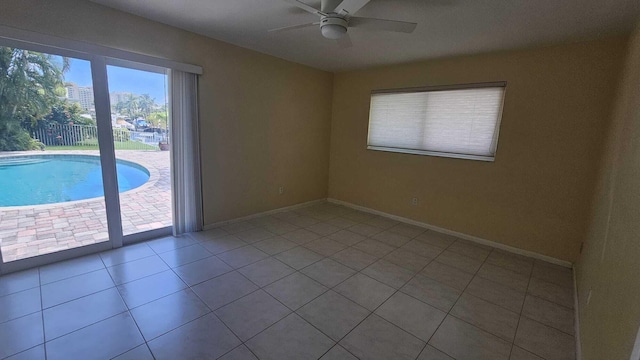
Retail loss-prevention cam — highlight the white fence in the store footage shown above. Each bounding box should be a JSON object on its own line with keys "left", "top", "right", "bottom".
{"left": 32, "top": 124, "right": 168, "bottom": 150}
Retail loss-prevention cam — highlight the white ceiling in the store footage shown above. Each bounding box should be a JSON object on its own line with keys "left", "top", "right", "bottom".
{"left": 89, "top": 0, "right": 640, "bottom": 72}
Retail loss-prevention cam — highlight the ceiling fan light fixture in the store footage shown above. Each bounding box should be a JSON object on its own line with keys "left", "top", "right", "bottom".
{"left": 320, "top": 16, "right": 348, "bottom": 39}
{"left": 272, "top": 0, "right": 417, "bottom": 46}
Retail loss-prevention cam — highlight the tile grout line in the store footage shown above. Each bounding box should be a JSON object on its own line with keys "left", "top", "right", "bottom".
{"left": 452, "top": 255, "right": 558, "bottom": 314}
{"left": 239, "top": 253, "right": 372, "bottom": 359}
{"left": 444, "top": 247, "right": 577, "bottom": 353}
{"left": 131, "top": 215, "right": 468, "bottom": 358}
{"left": 184, "top": 209, "right": 361, "bottom": 358}
{"left": 172, "top": 213, "right": 561, "bottom": 356}
{"left": 39, "top": 267, "right": 48, "bottom": 360}
{"left": 2, "top": 203, "right": 575, "bottom": 360}
{"left": 27, "top": 235, "right": 439, "bottom": 359}
{"left": 517, "top": 294, "right": 577, "bottom": 336}
{"left": 327, "top": 248, "right": 439, "bottom": 359}
{"left": 3, "top": 209, "right": 361, "bottom": 355}
{"left": 186, "top": 217, "right": 411, "bottom": 359}
{"left": 401, "top": 233, "right": 462, "bottom": 360}
{"left": 435, "top": 246, "right": 500, "bottom": 360}
{"left": 508, "top": 259, "right": 535, "bottom": 359}
{"left": 98, "top": 254, "right": 155, "bottom": 360}
{"left": 230, "top": 222, "right": 400, "bottom": 358}
{"left": 38, "top": 268, "right": 118, "bottom": 311}
{"left": 208, "top": 257, "right": 336, "bottom": 356}
{"left": 160, "top": 244, "right": 271, "bottom": 360}
{"left": 308, "top": 229, "right": 460, "bottom": 360}
{"left": 221, "top": 256, "right": 348, "bottom": 358}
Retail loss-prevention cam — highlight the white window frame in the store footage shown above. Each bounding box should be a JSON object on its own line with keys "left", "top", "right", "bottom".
{"left": 0, "top": 25, "right": 202, "bottom": 74}
{"left": 367, "top": 81, "right": 507, "bottom": 162}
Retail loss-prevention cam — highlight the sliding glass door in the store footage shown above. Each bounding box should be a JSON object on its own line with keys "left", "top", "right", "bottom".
{"left": 0, "top": 45, "right": 114, "bottom": 268}
{"left": 105, "top": 62, "right": 172, "bottom": 239}
{"left": 0, "top": 40, "right": 173, "bottom": 273}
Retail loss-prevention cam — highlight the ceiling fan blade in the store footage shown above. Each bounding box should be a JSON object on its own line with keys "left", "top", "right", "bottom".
{"left": 320, "top": 0, "right": 342, "bottom": 13}
{"left": 334, "top": 0, "right": 371, "bottom": 15}
{"left": 268, "top": 22, "right": 319, "bottom": 33}
{"left": 283, "top": 0, "right": 326, "bottom": 16}
{"left": 336, "top": 33, "right": 353, "bottom": 48}
{"left": 349, "top": 17, "right": 417, "bottom": 33}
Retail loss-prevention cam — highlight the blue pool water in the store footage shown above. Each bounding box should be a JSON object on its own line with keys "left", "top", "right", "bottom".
{"left": 0, "top": 155, "right": 150, "bottom": 206}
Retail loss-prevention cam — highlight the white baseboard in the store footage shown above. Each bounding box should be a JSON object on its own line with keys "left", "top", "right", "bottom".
{"left": 202, "top": 198, "right": 327, "bottom": 230}
{"left": 327, "top": 198, "right": 573, "bottom": 268}
{"left": 573, "top": 268, "right": 582, "bottom": 360}
{"left": 201, "top": 196, "right": 573, "bottom": 268}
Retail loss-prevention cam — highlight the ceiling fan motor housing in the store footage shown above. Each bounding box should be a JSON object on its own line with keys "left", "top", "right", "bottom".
{"left": 320, "top": 16, "right": 348, "bottom": 39}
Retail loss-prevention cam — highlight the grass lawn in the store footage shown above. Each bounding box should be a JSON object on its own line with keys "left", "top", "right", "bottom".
{"left": 46, "top": 139, "right": 158, "bottom": 151}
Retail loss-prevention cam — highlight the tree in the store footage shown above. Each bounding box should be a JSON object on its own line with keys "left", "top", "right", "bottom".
{"left": 0, "top": 47, "right": 68, "bottom": 150}
{"left": 113, "top": 93, "right": 156, "bottom": 120}
{"left": 114, "top": 98, "right": 128, "bottom": 117}
{"left": 138, "top": 94, "right": 155, "bottom": 119}
{"left": 125, "top": 95, "right": 140, "bottom": 118}
{"left": 24, "top": 101, "right": 91, "bottom": 130}
{"left": 22, "top": 100, "right": 94, "bottom": 146}
{"left": 147, "top": 111, "right": 167, "bottom": 129}
{"left": 115, "top": 94, "right": 140, "bottom": 119}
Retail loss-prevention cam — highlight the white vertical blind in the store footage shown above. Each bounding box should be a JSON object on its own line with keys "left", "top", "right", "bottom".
{"left": 367, "top": 84, "right": 506, "bottom": 161}
{"left": 170, "top": 70, "right": 203, "bottom": 235}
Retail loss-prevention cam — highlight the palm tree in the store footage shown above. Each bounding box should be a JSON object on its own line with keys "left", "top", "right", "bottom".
{"left": 138, "top": 94, "right": 155, "bottom": 119}
{"left": 0, "top": 47, "right": 68, "bottom": 150}
{"left": 121, "top": 95, "right": 140, "bottom": 119}
{"left": 115, "top": 99, "right": 129, "bottom": 117}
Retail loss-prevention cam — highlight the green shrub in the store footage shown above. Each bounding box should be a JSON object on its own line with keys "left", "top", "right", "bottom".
{"left": 112, "top": 128, "right": 130, "bottom": 142}
{"left": 0, "top": 126, "right": 42, "bottom": 151}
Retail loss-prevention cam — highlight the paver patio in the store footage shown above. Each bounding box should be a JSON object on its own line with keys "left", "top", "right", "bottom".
{"left": 0, "top": 150, "right": 172, "bottom": 262}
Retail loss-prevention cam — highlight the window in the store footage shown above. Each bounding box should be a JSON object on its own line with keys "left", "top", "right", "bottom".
{"left": 367, "top": 82, "right": 506, "bottom": 161}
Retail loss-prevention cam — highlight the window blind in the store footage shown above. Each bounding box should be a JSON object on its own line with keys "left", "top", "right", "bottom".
{"left": 367, "top": 83, "right": 506, "bottom": 161}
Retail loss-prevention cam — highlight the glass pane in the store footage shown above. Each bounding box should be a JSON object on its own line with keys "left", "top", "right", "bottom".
{"left": 0, "top": 47, "right": 110, "bottom": 262}
{"left": 106, "top": 65, "right": 172, "bottom": 236}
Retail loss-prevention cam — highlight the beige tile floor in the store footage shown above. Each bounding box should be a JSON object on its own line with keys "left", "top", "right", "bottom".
{"left": 0, "top": 202, "right": 576, "bottom": 360}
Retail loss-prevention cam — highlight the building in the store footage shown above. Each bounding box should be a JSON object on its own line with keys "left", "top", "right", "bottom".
{"left": 65, "top": 82, "right": 94, "bottom": 111}
{"left": 64, "top": 82, "right": 79, "bottom": 101}
{"left": 109, "top": 91, "right": 133, "bottom": 107}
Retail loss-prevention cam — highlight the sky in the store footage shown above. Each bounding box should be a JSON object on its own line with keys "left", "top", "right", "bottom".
{"left": 63, "top": 58, "right": 168, "bottom": 104}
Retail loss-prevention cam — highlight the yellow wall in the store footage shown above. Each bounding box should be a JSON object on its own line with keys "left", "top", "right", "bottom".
{"left": 328, "top": 38, "right": 627, "bottom": 262}
{"left": 576, "top": 24, "right": 640, "bottom": 360}
{"left": 0, "top": 0, "right": 334, "bottom": 225}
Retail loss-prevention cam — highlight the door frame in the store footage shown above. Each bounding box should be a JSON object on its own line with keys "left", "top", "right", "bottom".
{"left": 103, "top": 58, "right": 174, "bottom": 247}
{"left": 0, "top": 38, "right": 175, "bottom": 275}
{"left": 0, "top": 40, "right": 124, "bottom": 275}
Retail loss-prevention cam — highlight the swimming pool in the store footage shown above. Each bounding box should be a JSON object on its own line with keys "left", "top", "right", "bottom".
{"left": 0, "top": 155, "right": 150, "bottom": 206}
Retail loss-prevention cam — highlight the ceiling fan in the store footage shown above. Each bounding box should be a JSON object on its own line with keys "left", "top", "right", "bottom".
{"left": 269, "top": 0, "right": 418, "bottom": 47}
